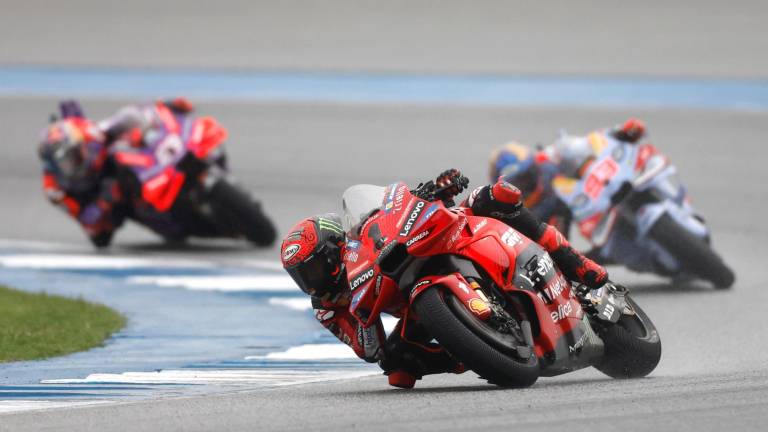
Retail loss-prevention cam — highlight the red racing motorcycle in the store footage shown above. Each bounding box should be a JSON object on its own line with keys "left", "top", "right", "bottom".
{"left": 341, "top": 179, "right": 661, "bottom": 387}
{"left": 108, "top": 102, "right": 276, "bottom": 246}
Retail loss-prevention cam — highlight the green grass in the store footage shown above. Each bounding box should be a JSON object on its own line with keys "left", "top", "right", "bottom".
{"left": 0, "top": 285, "right": 126, "bottom": 362}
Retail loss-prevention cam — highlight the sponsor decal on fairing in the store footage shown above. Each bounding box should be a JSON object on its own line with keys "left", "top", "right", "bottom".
{"left": 538, "top": 273, "right": 568, "bottom": 302}
{"left": 410, "top": 279, "right": 432, "bottom": 298}
{"left": 446, "top": 218, "right": 467, "bottom": 247}
{"left": 550, "top": 301, "right": 573, "bottom": 322}
{"left": 569, "top": 331, "right": 588, "bottom": 353}
{"left": 350, "top": 267, "right": 375, "bottom": 290}
{"left": 351, "top": 285, "right": 369, "bottom": 309}
{"left": 535, "top": 254, "right": 554, "bottom": 276}
{"left": 457, "top": 281, "right": 470, "bottom": 294}
{"left": 405, "top": 230, "right": 430, "bottom": 247}
{"left": 501, "top": 228, "right": 522, "bottom": 247}
{"left": 468, "top": 298, "right": 490, "bottom": 314}
{"left": 602, "top": 303, "right": 616, "bottom": 319}
{"left": 399, "top": 201, "right": 425, "bottom": 237}
{"left": 412, "top": 203, "right": 439, "bottom": 230}
{"left": 385, "top": 184, "right": 408, "bottom": 213}
{"left": 344, "top": 251, "right": 359, "bottom": 263}
{"left": 473, "top": 219, "right": 488, "bottom": 232}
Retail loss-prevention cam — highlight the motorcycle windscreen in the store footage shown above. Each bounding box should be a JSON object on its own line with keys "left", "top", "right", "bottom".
{"left": 341, "top": 184, "right": 387, "bottom": 231}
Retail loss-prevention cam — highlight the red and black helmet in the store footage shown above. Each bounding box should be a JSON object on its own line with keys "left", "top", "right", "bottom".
{"left": 281, "top": 214, "right": 347, "bottom": 298}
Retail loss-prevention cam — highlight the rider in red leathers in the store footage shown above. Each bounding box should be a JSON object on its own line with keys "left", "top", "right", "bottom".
{"left": 38, "top": 98, "right": 196, "bottom": 247}
{"left": 281, "top": 170, "right": 608, "bottom": 388}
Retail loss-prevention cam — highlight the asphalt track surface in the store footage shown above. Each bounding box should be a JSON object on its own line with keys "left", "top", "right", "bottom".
{"left": 2, "top": 2, "right": 768, "bottom": 431}
{"left": 2, "top": 99, "right": 767, "bottom": 431}
{"left": 2, "top": 0, "right": 768, "bottom": 79}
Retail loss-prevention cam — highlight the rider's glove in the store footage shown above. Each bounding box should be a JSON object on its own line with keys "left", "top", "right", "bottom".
{"left": 434, "top": 169, "right": 469, "bottom": 202}
{"left": 613, "top": 118, "right": 646, "bottom": 143}
{"left": 466, "top": 177, "right": 523, "bottom": 222}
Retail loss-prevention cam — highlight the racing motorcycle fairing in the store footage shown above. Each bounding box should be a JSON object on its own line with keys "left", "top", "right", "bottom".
{"left": 187, "top": 116, "right": 228, "bottom": 160}
{"left": 553, "top": 131, "right": 710, "bottom": 273}
{"left": 342, "top": 182, "right": 605, "bottom": 374}
{"left": 140, "top": 166, "right": 186, "bottom": 212}
{"left": 110, "top": 103, "right": 229, "bottom": 214}
{"left": 408, "top": 273, "right": 491, "bottom": 321}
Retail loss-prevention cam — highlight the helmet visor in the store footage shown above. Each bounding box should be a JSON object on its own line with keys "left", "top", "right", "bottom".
{"left": 53, "top": 144, "right": 85, "bottom": 179}
{"left": 285, "top": 252, "right": 338, "bottom": 296}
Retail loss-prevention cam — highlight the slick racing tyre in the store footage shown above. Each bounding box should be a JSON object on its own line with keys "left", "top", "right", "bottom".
{"left": 413, "top": 287, "right": 539, "bottom": 387}
{"left": 648, "top": 214, "right": 735, "bottom": 289}
{"left": 209, "top": 179, "right": 277, "bottom": 246}
{"left": 594, "top": 296, "right": 661, "bottom": 379}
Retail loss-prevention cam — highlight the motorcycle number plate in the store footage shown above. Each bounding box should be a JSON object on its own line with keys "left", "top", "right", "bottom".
{"left": 584, "top": 158, "right": 619, "bottom": 200}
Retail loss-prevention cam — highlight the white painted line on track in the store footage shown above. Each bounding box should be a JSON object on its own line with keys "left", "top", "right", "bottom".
{"left": 0, "top": 254, "right": 214, "bottom": 270}
{"left": 127, "top": 275, "right": 297, "bottom": 292}
{"left": 0, "top": 239, "right": 286, "bottom": 273}
{"left": 236, "top": 259, "right": 287, "bottom": 271}
{"left": 267, "top": 297, "right": 401, "bottom": 333}
{"left": 42, "top": 369, "right": 376, "bottom": 386}
{"left": 246, "top": 344, "right": 357, "bottom": 360}
{"left": 0, "top": 400, "right": 109, "bottom": 414}
{"left": 268, "top": 297, "right": 313, "bottom": 311}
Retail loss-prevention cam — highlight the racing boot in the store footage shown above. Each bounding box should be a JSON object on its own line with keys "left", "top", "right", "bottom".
{"left": 380, "top": 321, "right": 464, "bottom": 389}
{"left": 467, "top": 177, "right": 608, "bottom": 297}
{"left": 387, "top": 371, "right": 417, "bottom": 389}
{"left": 386, "top": 364, "right": 466, "bottom": 389}
{"left": 537, "top": 224, "right": 609, "bottom": 293}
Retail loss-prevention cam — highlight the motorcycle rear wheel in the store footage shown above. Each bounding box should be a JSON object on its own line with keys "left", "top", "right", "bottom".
{"left": 413, "top": 287, "right": 540, "bottom": 387}
{"left": 594, "top": 296, "right": 661, "bottom": 379}
{"left": 209, "top": 179, "right": 277, "bottom": 247}
{"left": 649, "top": 214, "right": 735, "bottom": 289}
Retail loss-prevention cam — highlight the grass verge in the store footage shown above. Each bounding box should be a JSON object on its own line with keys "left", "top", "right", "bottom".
{"left": 0, "top": 285, "right": 126, "bottom": 362}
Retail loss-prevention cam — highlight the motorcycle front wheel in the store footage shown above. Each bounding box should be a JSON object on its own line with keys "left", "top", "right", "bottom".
{"left": 594, "top": 296, "right": 661, "bottom": 379}
{"left": 413, "top": 287, "right": 540, "bottom": 387}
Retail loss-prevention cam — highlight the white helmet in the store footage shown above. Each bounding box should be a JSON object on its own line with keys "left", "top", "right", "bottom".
{"left": 550, "top": 132, "right": 594, "bottom": 178}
